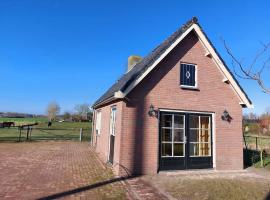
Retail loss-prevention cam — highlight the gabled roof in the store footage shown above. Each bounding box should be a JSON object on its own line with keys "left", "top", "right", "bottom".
{"left": 93, "top": 17, "right": 253, "bottom": 108}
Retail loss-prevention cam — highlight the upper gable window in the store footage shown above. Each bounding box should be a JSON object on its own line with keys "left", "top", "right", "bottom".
{"left": 180, "top": 63, "right": 197, "bottom": 88}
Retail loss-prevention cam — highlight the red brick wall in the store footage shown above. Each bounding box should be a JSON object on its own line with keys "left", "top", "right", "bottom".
{"left": 118, "top": 31, "right": 243, "bottom": 175}
{"left": 92, "top": 101, "right": 124, "bottom": 175}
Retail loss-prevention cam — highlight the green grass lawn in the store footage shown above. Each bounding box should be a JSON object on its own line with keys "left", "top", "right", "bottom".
{"left": 145, "top": 173, "right": 270, "bottom": 200}
{"left": 253, "top": 154, "right": 270, "bottom": 170}
{"left": 0, "top": 117, "right": 48, "bottom": 125}
{"left": 0, "top": 118, "right": 92, "bottom": 142}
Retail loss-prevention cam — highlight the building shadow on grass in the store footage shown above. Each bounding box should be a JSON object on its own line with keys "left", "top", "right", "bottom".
{"left": 244, "top": 148, "right": 270, "bottom": 168}
{"left": 244, "top": 148, "right": 260, "bottom": 168}
{"left": 37, "top": 175, "right": 137, "bottom": 200}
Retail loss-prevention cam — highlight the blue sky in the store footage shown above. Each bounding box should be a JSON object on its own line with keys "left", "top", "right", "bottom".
{"left": 0, "top": 0, "right": 269, "bottom": 114}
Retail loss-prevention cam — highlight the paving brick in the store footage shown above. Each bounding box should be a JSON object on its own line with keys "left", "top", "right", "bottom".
{"left": 0, "top": 141, "right": 128, "bottom": 200}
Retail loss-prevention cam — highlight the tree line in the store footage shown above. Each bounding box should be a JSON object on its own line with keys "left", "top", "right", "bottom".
{"left": 47, "top": 102, "right": 93, "bottom": 122}
{"left": 243, "top": 107, "right": 270, "bottom": 136}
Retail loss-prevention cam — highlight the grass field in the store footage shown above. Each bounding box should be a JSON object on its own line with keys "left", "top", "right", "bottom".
{"left": 0, "top": 117, "right": 48, "bottom": 125}
{"left": 244, "top": 134, "right": 270, "bottom": 151}
{"left": 145, "top": 173, "right": 270, "bottom": 200}
{"left": 0, "top": 118, "right": 92, "bottom": 142}
{"left": 243, "top": 134, "right": 270, "bottom": 170}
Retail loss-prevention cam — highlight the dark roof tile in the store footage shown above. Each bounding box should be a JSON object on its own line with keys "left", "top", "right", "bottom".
{"left": 93, "top": 17, "right": 252, "bottom": 107}
{"left": 93, "top": 17, "right": 198, "bottom": 107}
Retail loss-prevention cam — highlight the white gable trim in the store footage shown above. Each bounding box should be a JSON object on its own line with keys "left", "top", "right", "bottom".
{"left": 114, "top": 24, "right": 253, "bottom": 108}
{"left": 193, "top": 25, "right": 252, "bottom": 108}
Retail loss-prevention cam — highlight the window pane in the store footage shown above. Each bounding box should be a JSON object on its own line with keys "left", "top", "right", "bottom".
{"left": 110, "top": 108, "right": 116, "bottom": 136}
{"left": 200, "top": 129, "right": 210, "bottom": 143}
{"left": 189, "top": 129, "right": 199, "bottom": 142}
{"left": 189, "top": 115, "right": 199, "bottom": 128}
{"left": 189, "top": 143, "right": 199, "bottom": 156}
{"left": 174, "top": 129, "right": 184, "bottom": 142}
{"left": 161, "top": 115, "right": 172, "bottom": 127}
{"left": 174, "top": 143, "right": 184, "bottom": 156}
{"left": 189, "top": 143, "right": 211, "bottom": 156}
{"left": 180, "top": 64, "right": 196, "bottom": 86}
{"left": 174, "top": 115, "right": 184, "bottom": 128}
{"left": 191, "top": 64, "right": 195, "bottom": 86}
{"left": 161, "top": 128, "right": 172, "bottom": 142}
{"left": 180, "top": 64, "right": 185, "bottom": 85}
{"left": 201, "top": 143, "right": 211, "bottom": 156}
{"left": 190, "top": 129, "right": 210, "bottom": 143}
{"left": 162, "top": 143, "right": 172, "bottom": 156}
{"left": 96, "top": 111, "right": 102, "bottom": 134}
{"left": 201, "top": 116, "right": 210, "bottom": 129}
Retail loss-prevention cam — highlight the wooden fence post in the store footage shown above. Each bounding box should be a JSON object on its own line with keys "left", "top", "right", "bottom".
{"left": 256, "top": 137, "right": 258, "bottom": 150}
{"left": 243, "top": 134, "right": 247, "bottom": 149}
{"left": 29, "top": 127, "right": 32, "bottom": 141}
{"left": 26, "top": 126, "right": 30, "bottom": 140}
{"left": 79, "top": 128, "right": 83, "bottom": 141}
{"left": 19, "top": 126, "right": 22, "bottom": 142}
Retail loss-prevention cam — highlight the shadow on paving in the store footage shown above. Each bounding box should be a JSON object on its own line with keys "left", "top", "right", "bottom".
{"left": 37, "top": 176, "right": 137, "bottom": 200}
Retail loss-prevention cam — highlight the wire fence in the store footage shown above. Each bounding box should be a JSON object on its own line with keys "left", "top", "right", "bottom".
{"left": 243, "top": 135, "right": 270, "bottom": 167}
{"left": 0, "top": 126, "right": 91, "bottom": 142}
{"left": 244, "top": 135, "right": 270, "bottom": 152}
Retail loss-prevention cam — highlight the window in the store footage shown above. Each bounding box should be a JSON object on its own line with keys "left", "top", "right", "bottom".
{"left": 180, "top": 63, "right": 197, "bottom": 88}
{"left": 96, "top": 110, "right": 102, "bottom": 135}
{"left": 110, "top": 107, "right": 116, "bottom": 136}
{"left": 189, "top": 115, "right": 211, "bottom": 157}
{"left": 161, "top": 114, "right": 185, "bottom": 157}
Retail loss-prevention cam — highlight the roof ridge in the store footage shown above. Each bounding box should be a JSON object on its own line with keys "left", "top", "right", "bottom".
{"left": 92, "top": 17, "right": 201, "bottom": 107}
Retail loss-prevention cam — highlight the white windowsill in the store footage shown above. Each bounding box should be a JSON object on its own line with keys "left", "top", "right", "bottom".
{"left": 180, "top": 85, "right": 199, "bottom": 90}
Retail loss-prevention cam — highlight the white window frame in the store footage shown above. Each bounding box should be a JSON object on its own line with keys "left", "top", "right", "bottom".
{"left": 109, "top": 106, "right": 117, "bottom": 136}
{"left": 180, "top": 63, "right": 198, "bottom": 89}
{"left": 189, "top": 115, "right": 211, "bottom": 157}
{"left": 107, "top": 106, "right": 117, "bottom": 162}
{"left": 95, "top": 110, "right": 102, "bottom": 135}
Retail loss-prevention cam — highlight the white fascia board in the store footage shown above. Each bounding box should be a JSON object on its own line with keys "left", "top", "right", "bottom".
{"left": 192, "top": 25, "right": 253, "bottom": 108}
{"left": 113, "top": 24, "right": 253, "bottom": 108}
{"left": 116, "top": 24, "right": 196, "bottom": 98}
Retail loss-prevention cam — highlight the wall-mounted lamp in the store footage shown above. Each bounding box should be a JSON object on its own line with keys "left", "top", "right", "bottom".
{"left": 221, "top": 110, "right": 232, "bottom": 122}
{"left": 148, "top": 104, "right": 157, "bottom": 117}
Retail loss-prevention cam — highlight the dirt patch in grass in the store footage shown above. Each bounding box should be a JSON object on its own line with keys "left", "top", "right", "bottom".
{"left": 143, "top": 171, "right": 270, "bottom": 200}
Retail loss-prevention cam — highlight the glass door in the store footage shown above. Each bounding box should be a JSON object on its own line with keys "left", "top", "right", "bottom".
{"left": 187, "top": 114, "right": 212, "bottom": 169}
{"left": 159, "top": 113, "right": 186, "bottom": 170}
{"left": 159, "top": 112, "right": 212, "bottom": 171}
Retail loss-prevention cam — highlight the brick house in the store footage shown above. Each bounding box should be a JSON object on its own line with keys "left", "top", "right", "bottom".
{"left": 91, "top": 17, "right": 253, "bottom": 176}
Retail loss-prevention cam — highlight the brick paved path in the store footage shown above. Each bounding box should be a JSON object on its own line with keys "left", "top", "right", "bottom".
{"left": 125, "top": 178, "right": 169, "bottom": 200}
{"left": 0, "top": 142, "right": 128, "bottom": 200}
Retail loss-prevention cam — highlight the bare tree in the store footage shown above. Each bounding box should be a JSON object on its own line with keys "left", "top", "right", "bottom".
{"left": 47, "top": 102, "right": 60, "bottom": 121}
{"left": 74, "top": 103, "right": 91, "bottom": 121}
{"left": 223, "top": 39, "right": 270, "bottom": 94}
{"left": 259, "top": 107, "right": 270, "bottom": 134}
